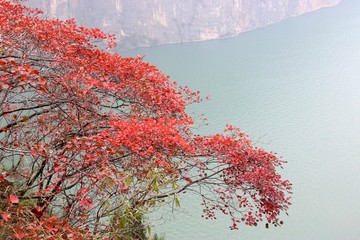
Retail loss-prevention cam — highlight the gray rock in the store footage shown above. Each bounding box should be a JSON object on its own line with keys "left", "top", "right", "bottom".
{"left": 26, "top": 0, "right": 342, "bottom": 50}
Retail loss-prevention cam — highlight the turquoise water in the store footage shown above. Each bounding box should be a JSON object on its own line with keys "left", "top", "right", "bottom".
{"left": 124, "top": 1, "right": 360, "bottom": 239}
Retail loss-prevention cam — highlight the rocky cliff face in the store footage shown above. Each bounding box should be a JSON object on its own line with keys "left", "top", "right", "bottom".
{"left": 26, "top": 0, "right": 342, "bottom": 50}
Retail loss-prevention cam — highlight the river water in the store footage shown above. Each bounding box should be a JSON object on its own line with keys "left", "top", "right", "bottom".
{"left": 124, "top": 0, "right": 360, "bottom": 239}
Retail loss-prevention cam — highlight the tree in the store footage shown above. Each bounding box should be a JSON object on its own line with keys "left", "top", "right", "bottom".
{"left": 0, "top": 1, "right": 292, "bottom": 239}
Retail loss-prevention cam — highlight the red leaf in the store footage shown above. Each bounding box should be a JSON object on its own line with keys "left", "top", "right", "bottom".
{"left": 14, "top": 227, "right": 25, "bottom": 239}
{"left": 9, "top": 194, "right": 19, "bottom": 204}
{"left": 121, "top": 182, "right": 128, "bottom": 193}
{"left": 2, "top": 212, "right": 11, "bottom": 222}
{"left": 31, "top": 206, "right": 43, "bottom": 219}
{"left": 79, "top": 197, "right": 93, "bottom": 208}
{"left": 31, "top": 69, "right": 39, "bottom": 75}
{"left": 184, "top": 176, "right": 193, "bottom": 183}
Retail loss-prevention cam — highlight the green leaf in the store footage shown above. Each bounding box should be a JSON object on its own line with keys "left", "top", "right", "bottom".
{"left": 147, "top": 225, "right": 152, "bottom": 236}
{"left": 125, "top": 176, "right": 132, "bottom": 186}
{"left": 151, "top": 177, "right": 159, "bottom": 193}
{"left": 119, "top": 217, "right": 127, "bottom": 228}
{"left": 149, "top": 199, "right": 156, "bottom": 207}
{"left": 175, "top": 196, "right": 180, "bottom": 208}
{"left": 171, "top": 179, "right": 178, "bottom": 190}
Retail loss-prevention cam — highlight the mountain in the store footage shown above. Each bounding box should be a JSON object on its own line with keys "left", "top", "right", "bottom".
{"left": 26, "top": 0, "right": 342, "bottom": 50}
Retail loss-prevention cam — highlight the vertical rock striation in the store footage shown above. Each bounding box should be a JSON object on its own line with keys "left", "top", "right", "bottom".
{"left": 26, "top": 0, "right": 342, "bottom": 50}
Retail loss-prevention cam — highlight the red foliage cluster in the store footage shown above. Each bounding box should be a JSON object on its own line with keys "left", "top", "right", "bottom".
{"left": 0, "top": 0, "right": 291, "bottom": 238}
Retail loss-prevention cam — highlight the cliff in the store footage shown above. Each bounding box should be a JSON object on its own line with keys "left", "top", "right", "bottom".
{"left": 26, "top": 0, "right": 342, "bottom": 50}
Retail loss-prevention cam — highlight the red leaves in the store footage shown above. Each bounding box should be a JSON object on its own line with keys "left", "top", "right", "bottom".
{"left": 0, "top": 0, "right": 291, "bottom": 238}
{"left": 2, "top": 212, "right": 11, "bottom": 222}
{"left": 8, "top": 194, "right": 19, "bottom": 204}
{"left": 31, "top": 207, "right": 44, "bottom": 219}
{"left": 184, "top": 176, "right": 193, "bottom": 183}
{"left": 79, "top": 198, "right": 93, "bottom": 209}
{"left": 30, "top": 150, "right": 37, "bottom": 156}
{"left": 14, "top": 227, "right": 25, "bottom": 239}
{"left": 120, "top": 182, "right": 129, "bottom": 193}
{"left": 155, "top": 160, "right": 172, "bottom": 172}
{"left": 195, "top": 129, "right": 292, "bottom": 228}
